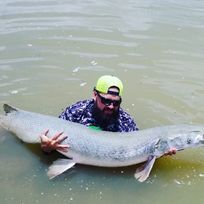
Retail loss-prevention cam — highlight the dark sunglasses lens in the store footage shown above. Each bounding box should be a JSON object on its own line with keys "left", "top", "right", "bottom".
{"left": 103, "top": 98, "right": 112, "bottom": 106}
{"left": 100, "top": 95, "right": 121, "bottom": 106}
{"left": 113, "top": 100, "right": 121, "bottom": 106}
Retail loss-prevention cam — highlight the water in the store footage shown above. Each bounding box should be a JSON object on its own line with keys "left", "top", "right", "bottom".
{"left": 0, "top": 0, "right": 204, "bottom": 203}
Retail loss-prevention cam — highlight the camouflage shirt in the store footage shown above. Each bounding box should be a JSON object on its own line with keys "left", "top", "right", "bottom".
{"left": 59, "top": 99, "right": 138, "bottom": 132}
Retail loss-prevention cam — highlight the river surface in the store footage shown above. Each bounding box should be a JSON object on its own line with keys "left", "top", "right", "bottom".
{"left": 0, "top": 0, "right": 204, "bottom": 204}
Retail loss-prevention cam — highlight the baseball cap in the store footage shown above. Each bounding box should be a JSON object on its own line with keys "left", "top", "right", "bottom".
{"left": 94, "top": 75, "right": 123, "bottom": 96}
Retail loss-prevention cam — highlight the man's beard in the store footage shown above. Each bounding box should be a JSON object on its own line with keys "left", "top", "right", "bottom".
{"left": 92, "top": 103, "right": 119, "bottom": 129}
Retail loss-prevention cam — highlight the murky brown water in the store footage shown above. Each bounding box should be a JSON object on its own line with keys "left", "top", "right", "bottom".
{"left": 0, "top": 0, "right": 204, "bottom": 203}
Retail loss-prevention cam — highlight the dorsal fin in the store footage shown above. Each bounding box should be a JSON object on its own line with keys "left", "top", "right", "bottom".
{"left": 3, "top": 104, "right": 18, "bottom": 114}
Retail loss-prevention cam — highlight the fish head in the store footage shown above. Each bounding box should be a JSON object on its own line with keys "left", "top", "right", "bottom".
{"left": 169, "top": 130, "right": 204, "bottom": 150}
{"left": 153, "top": 129, "right": 204, "bottom": 157}
{"left": 184, "top": 130, "right": 204, "bottom": 147}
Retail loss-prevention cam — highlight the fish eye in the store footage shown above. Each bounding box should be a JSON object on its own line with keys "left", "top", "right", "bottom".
{"left": 187, "top": 138, "right": 192, "bottom": 144}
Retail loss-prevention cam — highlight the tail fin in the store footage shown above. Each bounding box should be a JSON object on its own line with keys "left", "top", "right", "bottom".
{"left": 1, "top": 104, "right": 17, "bottom": 129}
{"left": 3, "top": 104, "right": 18, "bottom": 114}
{"left": 0, "top": 114, "right": 6, "bottom": 129}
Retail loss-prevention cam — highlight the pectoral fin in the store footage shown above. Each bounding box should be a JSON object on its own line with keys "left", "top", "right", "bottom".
{"left": 47, "top": 158, "right": 76, "bottom": 179}
{"left": 134, "top": 155, "right": 156, "bottom": 182}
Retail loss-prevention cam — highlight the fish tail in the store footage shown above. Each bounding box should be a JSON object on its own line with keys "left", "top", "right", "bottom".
{"left": 1, "top": 104, "right": 17, "bottom": 129}
{"left": 3, "top": 104, "right": 18, "bottom": 114}
{"left": 0, "top": 114, "right": 6, "bottom": 129}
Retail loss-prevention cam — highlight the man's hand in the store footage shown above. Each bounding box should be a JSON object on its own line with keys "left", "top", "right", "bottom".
{"left": 40, "top": 129, "right": 69, "bottom": 153}
{"left": 164, "top": 147, "right": 177, "bottom": 156}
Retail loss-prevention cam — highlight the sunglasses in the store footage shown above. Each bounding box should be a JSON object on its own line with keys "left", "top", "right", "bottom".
{"left": 97, "top": 93, "right": 121, "bottom": 106}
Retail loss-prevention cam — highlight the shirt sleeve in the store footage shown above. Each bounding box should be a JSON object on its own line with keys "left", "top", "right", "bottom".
{"left": 127, "top": 118, "right": 139, "bottom": 131}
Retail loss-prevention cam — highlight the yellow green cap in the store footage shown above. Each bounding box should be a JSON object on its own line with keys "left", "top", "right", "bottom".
{"left": 95, "top": 75, "right": 123, "bottom": 96}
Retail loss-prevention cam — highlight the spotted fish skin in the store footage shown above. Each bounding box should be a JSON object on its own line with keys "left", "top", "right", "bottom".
{"left": 1, "top": 104, "right": 204, "bottom": 181}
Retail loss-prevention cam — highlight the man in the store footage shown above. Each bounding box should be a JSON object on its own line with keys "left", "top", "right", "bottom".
{"left": 40, "top": 75, "right": 176, "bottom": 155}
{"left": 41, "top": 75, "right": 138, "bottom": 153}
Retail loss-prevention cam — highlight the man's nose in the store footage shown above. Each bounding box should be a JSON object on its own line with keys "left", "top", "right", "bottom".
{"left": 108, "top": 103, "right": 114, "bottom": 109}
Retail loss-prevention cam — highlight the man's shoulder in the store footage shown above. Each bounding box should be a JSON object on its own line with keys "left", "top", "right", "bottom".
{"left": 59, "top": 99, "right": 94, "bottom": 121}
{"left": 68, "top": 99, "right": 93, "bottom": 110}
{"left": 119, "top": 108, "right": 134, "bottom": 121}
{"left": 118, "top": 108, "right": 138, "bottom": 131}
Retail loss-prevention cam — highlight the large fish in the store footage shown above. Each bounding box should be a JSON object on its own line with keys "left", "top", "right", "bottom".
{"left": 0, "top": 104, "right": 204, "bottom": 182}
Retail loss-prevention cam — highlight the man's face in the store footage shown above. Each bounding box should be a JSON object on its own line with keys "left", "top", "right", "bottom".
{"left": 93, "top": 87, "right": 121, "bottom": 118}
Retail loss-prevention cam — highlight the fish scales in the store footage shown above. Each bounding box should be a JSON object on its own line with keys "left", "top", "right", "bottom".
{"left": 1, "top": 104, "right": 204, "bottom": 181}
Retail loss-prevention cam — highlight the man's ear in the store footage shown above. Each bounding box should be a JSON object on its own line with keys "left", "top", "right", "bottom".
{"left": 92, "top": 90, "right": 97, "bottom": 101}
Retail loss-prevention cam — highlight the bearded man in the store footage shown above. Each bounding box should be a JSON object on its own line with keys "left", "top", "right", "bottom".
{"left": 40, "top": 75, "right": 138, "bottom": 153}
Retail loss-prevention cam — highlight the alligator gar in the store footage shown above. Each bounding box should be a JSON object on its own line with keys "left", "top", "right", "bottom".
{"left": 0, "top": 104, "right": 204, "bottom": 182}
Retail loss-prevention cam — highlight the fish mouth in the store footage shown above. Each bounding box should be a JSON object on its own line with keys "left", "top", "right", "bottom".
{"left": 198, "top": 133, "right": 204, "bottom": 144}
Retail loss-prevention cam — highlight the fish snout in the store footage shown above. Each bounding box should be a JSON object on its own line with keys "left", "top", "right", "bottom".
{"left": 201, "top": 134, "right": 204, "bottom": 144}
